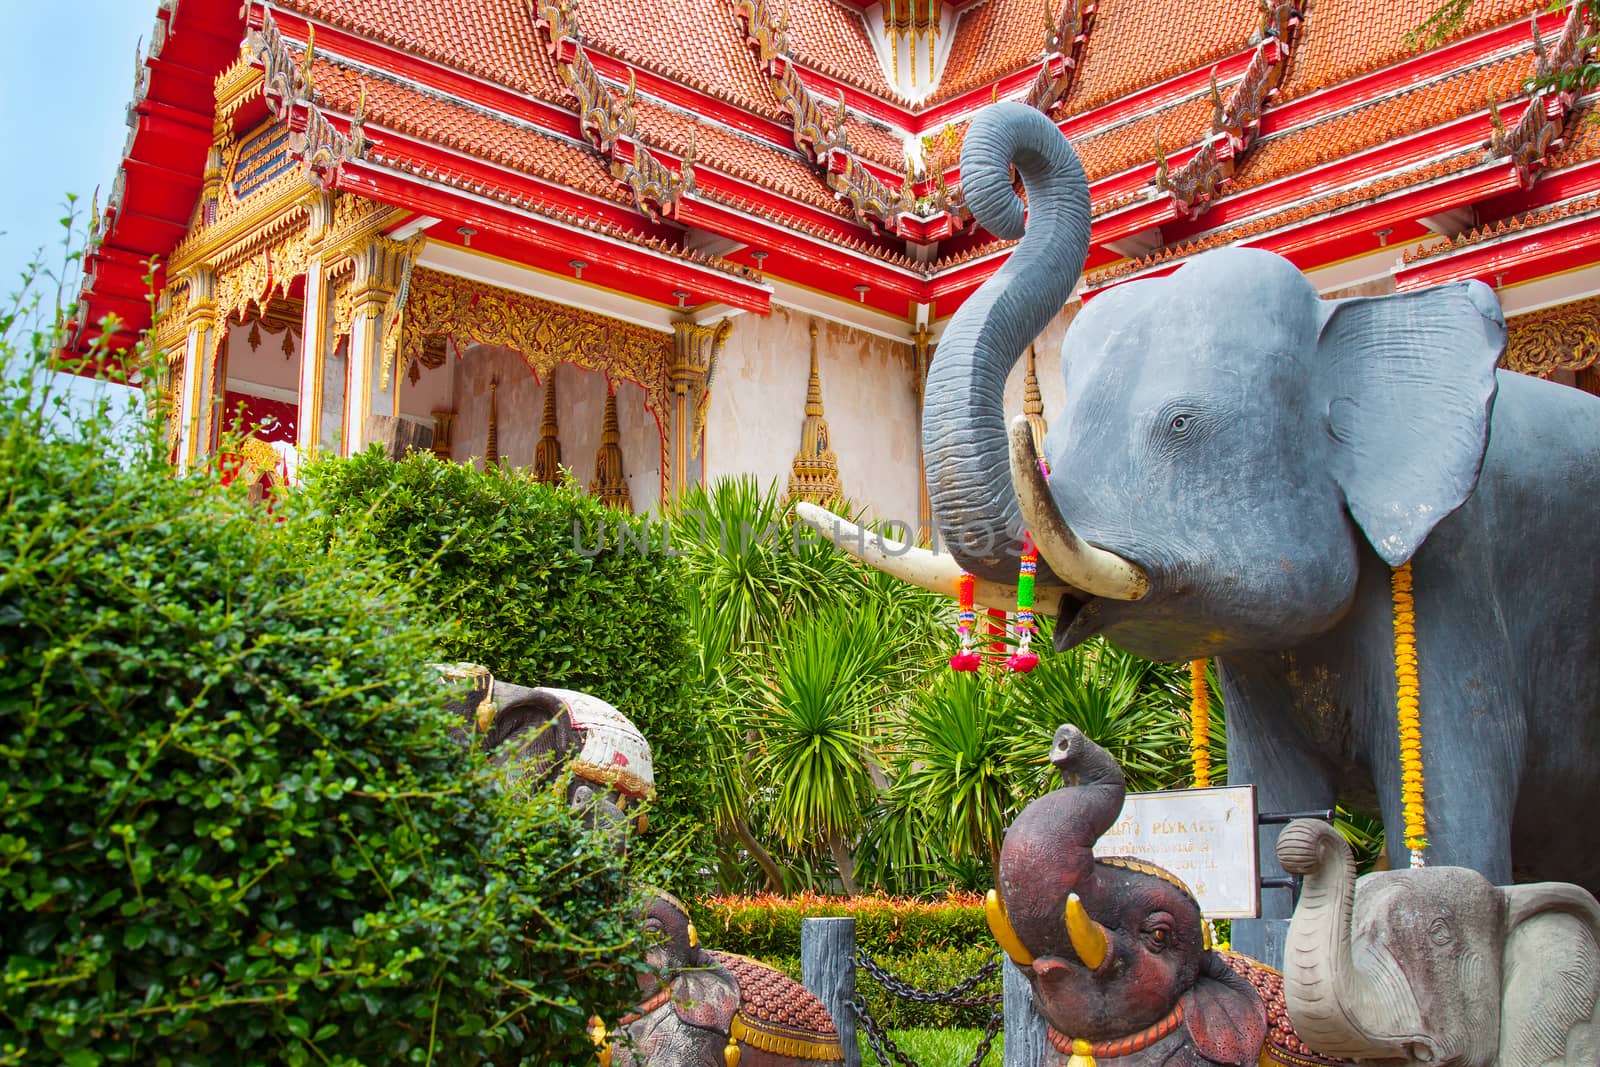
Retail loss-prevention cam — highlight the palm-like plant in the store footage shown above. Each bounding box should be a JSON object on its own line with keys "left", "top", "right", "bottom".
{"left": 892, "top": 670, "right": 1030, "bottom": 874}
{"left": 1011, "top": 636, "right": 1193, "bottom": 797}
{"left": 667, "top": 476, "right": 858, "bottom": 650}
{"left": 745, "top": 600, "right": 898, "bottom": 894}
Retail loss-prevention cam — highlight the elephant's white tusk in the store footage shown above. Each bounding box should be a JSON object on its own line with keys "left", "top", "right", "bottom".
{"left": 793, "top": 502, "right": 1070, "bottom": 609}
{"left": 1009, "top": 416, "right": 1149, "bottom": 602}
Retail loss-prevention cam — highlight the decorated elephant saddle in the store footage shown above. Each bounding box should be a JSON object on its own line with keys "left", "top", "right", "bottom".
{"left": 709, "top": 952, "right": 845, "bottom": 1063}
{"left": 1218, "top": 953, "right": 1343, "bottom": 1067}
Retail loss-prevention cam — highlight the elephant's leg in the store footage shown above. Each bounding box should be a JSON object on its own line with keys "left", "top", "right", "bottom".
{"left": 1217, "top": 655, "right": 1337, "bottom": 961}
{"left": 1366, "top": 671, "right": 1522, "bottom": 883}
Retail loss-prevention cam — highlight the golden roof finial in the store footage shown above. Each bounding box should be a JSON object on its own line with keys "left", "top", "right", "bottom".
{"left": 484, "top": 378, "right": 500, "bottom": 467}
{"left": 590, "top": 381, "right": 632, "bottom": 511}
{"left": 534, "top": 372, "right": 562, "bottom": 485}
{"left": 1024, "top": 344, "right": 1048, "bottom": 454}
{"left": 787, "top": 320, "right": 842, "bottom": 503}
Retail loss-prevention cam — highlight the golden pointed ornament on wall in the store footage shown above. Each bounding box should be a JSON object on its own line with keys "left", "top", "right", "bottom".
{"left": 1024, "top": 343, "right": 1048, "bottom": 455}
{"left": 485, "top": 378, "right": 500, "bottom": 467}
{"left": 787, "top": 320, "right": 843, "bottom": 504}
{"left": 533, "top": 372, "right": 562, "bottom": 485}
{"left": 590, "top": 382, "right": 633, "bottom": 512}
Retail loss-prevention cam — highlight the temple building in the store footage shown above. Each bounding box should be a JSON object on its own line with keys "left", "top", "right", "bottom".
{"left": 73, "top": 0, "right": 1600, "bottom": 523}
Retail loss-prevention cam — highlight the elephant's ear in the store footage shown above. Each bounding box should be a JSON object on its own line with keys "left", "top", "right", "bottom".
{"left": 671, "top": 966, "right": 740, "bottom": 1032}
{"left": 1316, "top": 282, "right": 1503, "bottom": 566}
{"left": 1182, "top": 952, "right": 1268, "bottom": 1066}
{"left": 1499, "top": 883, "right": 1600, "bottom": 1067}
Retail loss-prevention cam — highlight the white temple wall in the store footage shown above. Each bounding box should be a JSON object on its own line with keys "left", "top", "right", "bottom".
{"left": 223, "top": 318, "right": 302, "bottom": 398}
{"left": 450, "top": 345, "right": 662, "bottom": 512}
{"left": 706, "top": 306, "right": 921, "bottom": 524}
{"left": 399, "top": 349, "right": 455, "bottom": 423}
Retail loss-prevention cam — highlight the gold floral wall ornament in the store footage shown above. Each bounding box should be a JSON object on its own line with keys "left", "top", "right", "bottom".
{"left": 590, "top": 384, "right": 633, "bottom": 512}
{"left": 1502, "top": 296, "right": 1600, "bottom": 379}
{"left": 397, "top": 268, "right": 674, "bottom": 429}
{"left": 786, "top": 320, "right": 843, "bottom": 504}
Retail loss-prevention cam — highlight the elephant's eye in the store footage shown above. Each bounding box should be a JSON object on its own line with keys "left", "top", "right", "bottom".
{"left": 1142, "top": 923, "right": 1173, "bottom": 952}
{"left": 1169, "top": 414, "right": 1192, "bottom": 433}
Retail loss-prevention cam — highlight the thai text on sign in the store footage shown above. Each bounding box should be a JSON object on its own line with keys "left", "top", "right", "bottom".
{"left": 1093, "top": 785, "right": 1260, "bottom": 920}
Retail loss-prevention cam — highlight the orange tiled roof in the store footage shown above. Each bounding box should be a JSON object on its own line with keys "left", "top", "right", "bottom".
{"left": 930, "top": 0, "right": 1050, "bottom": 105}
{"left": 371, "top": 148, "right": 763, "bottom": 279}
{"left": 633, "top": 100, "right": 857, "bottom": 218}
{"left": 781, "top": 0, "right": 892, "bottom": 97}
{"left": 1402, "top": 189, "right": 1600, "bottom": 264}
{"left": 1071, "top": 94, "right": 1217, "bottom": 182}
{"left": 310, "top": 58, "right": 630, "bottom": 204}
{"left": 275, "top": 0, "right": 568, "bottom": 102}
{"left": 700, "top": 188, "right": 919, "bottom": 266}
{"left": 1064, "top": 0, "right": 1260, "bottom": 112}
{"left": 1086, "top": 147, "right": 1484, "bottom": 284}
{"left": 847, "top": 118, "right": 909, "bottom": 170}
{"left": 579, "top": 0, "right": 789, "bottom": 122}
{"left": 1276, "top": 0, "right": 1546, "bottom": 101}
{"left": 1553, "top": 101, "right": 1600, "bottom": 167}
{"left": 1231, "top": 50, "right": 1534, "bottom": 191}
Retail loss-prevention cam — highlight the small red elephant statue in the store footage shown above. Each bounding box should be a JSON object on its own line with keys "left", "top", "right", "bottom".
{"left": 601, "top": 892, "right": 845, "bottom": 1067}
{"left": 987, "top": 724, "right": 1346, "bottom": 1067}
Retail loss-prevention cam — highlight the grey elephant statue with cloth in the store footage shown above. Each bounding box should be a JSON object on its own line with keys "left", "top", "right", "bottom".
{"left": 1277, "top": 818, "right": 1600, "bottom": 1065}
{"left": 798, "top": 101, "right": 1600, "bottom": 951}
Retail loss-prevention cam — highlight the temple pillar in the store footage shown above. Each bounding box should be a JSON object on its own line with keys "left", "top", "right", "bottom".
{"left": 177, "top": 265, "right": 220, "bottom": 469}
{"left": 668, "top": 319, "right": 730, "bottom": 500}
{"left": 296, "top": 192, "right": 336, "bottom": 454}
{"left": 342, "top": 236, "right": 410, "bottom": 456}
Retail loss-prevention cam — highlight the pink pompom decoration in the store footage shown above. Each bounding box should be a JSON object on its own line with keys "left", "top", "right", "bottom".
{"left": 950, "top": 650, "right": 983, "bottom": 672}
{"left": 1007, "top": 651, "right": 1040, "bottom": 673}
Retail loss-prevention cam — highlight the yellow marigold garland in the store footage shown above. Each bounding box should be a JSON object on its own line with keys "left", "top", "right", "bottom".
{"left": 1189, "top": 659, "right": 1212, "bottom": 789}
{"left": 1391, "top": 563, "right": 1428, "bottom": 866}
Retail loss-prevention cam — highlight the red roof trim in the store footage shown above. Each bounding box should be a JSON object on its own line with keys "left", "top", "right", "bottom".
{"left": 1395, "top": 203, "right": 1600, "bottom": 291}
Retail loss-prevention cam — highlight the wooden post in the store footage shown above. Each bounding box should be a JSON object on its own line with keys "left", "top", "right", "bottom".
{"left": 801, "top": 916, "right": 860, "bottom": 1067}
{"left": 1003, "top": 958, "right": 1050, "bottom": 1067}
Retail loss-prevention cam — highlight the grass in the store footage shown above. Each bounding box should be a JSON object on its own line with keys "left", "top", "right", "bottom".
{"left": 857, "top": 1027, "right": 1005, "bottom": 1066}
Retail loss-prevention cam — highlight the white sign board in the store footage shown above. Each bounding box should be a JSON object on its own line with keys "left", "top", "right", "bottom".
{"left": 1092, "top": 785, "right": 1259, "bottom": 920}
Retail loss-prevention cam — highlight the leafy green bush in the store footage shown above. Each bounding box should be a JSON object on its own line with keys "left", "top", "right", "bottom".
{"left": 291, "top": 450, "right": 710, "bottom": 884}
{"left": 0, "top": 317, "right": 645, "bottom": 1061}
{"left": 691, "top": 892, "right": 988, "bottom": 958}
{"left": 697, "top": 894, "right": 1000, "bottom": 1029}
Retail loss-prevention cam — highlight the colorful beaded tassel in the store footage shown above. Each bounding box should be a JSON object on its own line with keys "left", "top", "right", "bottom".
{"left": 951, "top": 573, "right": 982, "bottom": 671}
{"left": 1007, "top": 535, "right": 1040, "bottom": 673}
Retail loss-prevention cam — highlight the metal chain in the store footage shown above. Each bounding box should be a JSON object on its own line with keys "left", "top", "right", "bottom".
{"left": 853, "top": 992, "right": 920, "bottom": 1067}
{"left": 853, "top": 947, "right": 1003, "bottom": 1008}
{"left": 853, "top": 993, "right": 1004, "bottom": 1067}
{"left": 963, "top": 1008, "right": 1005, "bottom": 1067}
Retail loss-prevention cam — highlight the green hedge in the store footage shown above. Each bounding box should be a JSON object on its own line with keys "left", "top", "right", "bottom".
{"left": 693, "top": 894, "right": 1001, "bottom": 1029}
{"left": 0, "top": 410, "right": 645, "bottom": 1062}
{"left": 292, "top": 451, "right": 711, "bottom": 884}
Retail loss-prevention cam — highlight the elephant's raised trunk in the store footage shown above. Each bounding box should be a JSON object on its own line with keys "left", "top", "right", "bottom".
{"left": 1278, "top": 820, "right": 1409, "bottom": 1059}
{"left": 923, "top": 102, "right": 1092, "bottom": 586}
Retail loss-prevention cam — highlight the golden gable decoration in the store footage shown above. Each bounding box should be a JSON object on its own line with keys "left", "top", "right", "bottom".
{"left": 397, "top": 268, "right": 674, "bottom": 429}
{"left": 1502, "top": 296, "right": 1600, "bottom": 379}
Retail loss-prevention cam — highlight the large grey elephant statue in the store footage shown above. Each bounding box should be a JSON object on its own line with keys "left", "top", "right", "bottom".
{"left": 1276, "top": 818, "right": 1600, "bottom": 1065}
{"left": 800, "top": 101, "right": 1600, "bottom": 940}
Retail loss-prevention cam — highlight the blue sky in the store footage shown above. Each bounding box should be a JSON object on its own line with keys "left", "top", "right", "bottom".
{"left": 0, "top": 3, "right": 159, "bottom": 297}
